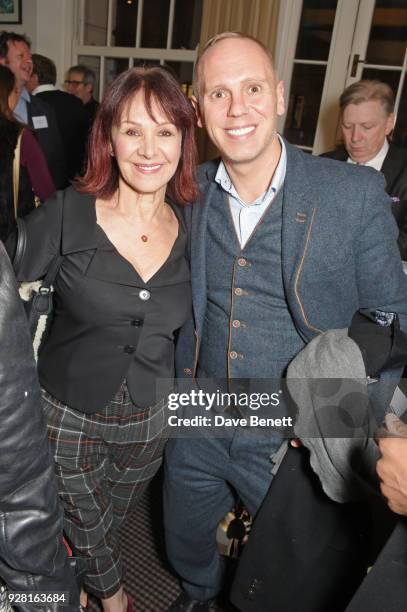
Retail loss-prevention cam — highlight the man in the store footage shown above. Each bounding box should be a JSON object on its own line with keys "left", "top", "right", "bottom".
{"left": 0, "top": 241, "right": 79, "bottom": 610}
{"left": 64, "top": 64, "right": 99, "bottom": 134}
{"left": 28, "top": 54, "right": 88, "bottom": 180}
{"left": 0, "top": 31, "right": 67, "bottom": 189}
{"left": 323, "top": 80, "right": 407, "bottom": 261}
{"left": 164, "top": 32, "right": 407, "bottom": 612}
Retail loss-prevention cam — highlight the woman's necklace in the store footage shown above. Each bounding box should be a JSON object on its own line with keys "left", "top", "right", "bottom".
{"left": 139, "top": 203, "right": 172, "bottom": 243}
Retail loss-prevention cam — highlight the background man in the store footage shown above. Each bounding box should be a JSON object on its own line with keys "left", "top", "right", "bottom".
{"left": 164, "top": 33, "right": 407, "bottom": 612}
{"left": 64, "top": 64, "right": 99, "bottom": 134}
{"left": 0, "top": 31, "right": 67, "bottom": 189}
{"left": 28, "top": 53, "right": 88, "bottom": 180}
{"left": 324, "top": 80, "right": 407, "bottom": 261}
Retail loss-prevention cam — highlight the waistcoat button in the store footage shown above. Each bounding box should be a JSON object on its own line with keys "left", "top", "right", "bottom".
{"left": 229, "top": 351, "right": 238, "bottom": 359}
{"left": 232, "top": 320, "right": 241, "bottom": 328}
{"left": 234, "top": 287, "right": 243, "bottom": 296}
{"left": 238, "top": 257, "right": 247, "bottom": 267}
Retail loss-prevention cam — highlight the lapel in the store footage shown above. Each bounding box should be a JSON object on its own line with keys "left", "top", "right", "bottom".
{"left": 381, "top": 145, "right": 404, "bottom": 192}
{"left": 281, "top": 142, "right": 318, "bottom": 298}
{"left": 61, "top": 187, "right": 148, "bottom": 287}
{"left": 190, "top": 161, "right": 219, "bottom": 335}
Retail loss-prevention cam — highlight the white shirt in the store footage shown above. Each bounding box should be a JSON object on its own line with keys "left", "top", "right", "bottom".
{"left": 347, "top": 139, "right": 389, "bottom": 171}
{"left": 32, "top": 84, "right": 57, "bottom": 95}
{"left": 215, "top": 136, "right": 287, "bottom": 247}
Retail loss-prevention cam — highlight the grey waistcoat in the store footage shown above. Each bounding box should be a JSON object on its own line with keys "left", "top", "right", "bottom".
{"left": 198, "top": 186, "right": 305, "bottom": 380}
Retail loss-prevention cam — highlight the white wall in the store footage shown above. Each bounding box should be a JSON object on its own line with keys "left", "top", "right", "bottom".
{"left": 35, "top": 0, "right": 76, "bottom": 88}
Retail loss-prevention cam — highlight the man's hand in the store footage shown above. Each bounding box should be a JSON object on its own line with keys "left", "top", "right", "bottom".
{"left": 377, "top": 414, "right": 407, "bottom": 515}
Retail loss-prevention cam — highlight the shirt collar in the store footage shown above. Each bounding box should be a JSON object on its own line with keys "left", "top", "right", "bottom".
{"left": 347, "top": 139, "right": 389, "bottom": 171}
{"left": 215, "top": 134, "right": 287, "bottom": 207}
{"left": 19, "top": 86, "right": 30, "bottom": 102}
{"left": 33, "top": 84, "right": 56, "bottom": 94}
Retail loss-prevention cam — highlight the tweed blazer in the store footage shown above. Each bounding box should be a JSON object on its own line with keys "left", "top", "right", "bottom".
{"left": 175, "top": 140, "right": 407, "bottom": 379}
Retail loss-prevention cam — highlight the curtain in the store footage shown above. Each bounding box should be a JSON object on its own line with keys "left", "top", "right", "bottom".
{"left": 196, "top": 0, "right": 281, "bottom": 161}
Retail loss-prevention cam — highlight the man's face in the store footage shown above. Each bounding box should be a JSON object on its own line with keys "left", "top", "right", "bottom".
{"left": 341, "top": 100, "right": 394, "bottom": 163}
{"left": 1, "top": 41, "right": 32, "bottom": 88}
{"left": 65, "top": 70, "right": 91, "bottom": 103}
{"left": 193, "top": 38, "right": 285, "bottom": 170}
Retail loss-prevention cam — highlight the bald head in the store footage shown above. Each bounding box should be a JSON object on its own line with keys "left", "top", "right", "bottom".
{"left": 193, "top": 32, "right": 276, "bottom": 100}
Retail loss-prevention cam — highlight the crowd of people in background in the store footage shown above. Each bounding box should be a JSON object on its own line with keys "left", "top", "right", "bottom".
{"left": 0, "top": 25, "right": 406, "bottom": 612}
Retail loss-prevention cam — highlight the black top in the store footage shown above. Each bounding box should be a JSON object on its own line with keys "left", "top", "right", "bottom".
{"left": 13, "top": 186, "right": 191, "bottom": 413}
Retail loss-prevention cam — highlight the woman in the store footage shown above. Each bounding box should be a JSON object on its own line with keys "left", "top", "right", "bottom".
{"left": 0, "top": 65, "right": 55, "bottom": 241}
{"left": 9, "top": 67, "right": 197, "bottom": 611}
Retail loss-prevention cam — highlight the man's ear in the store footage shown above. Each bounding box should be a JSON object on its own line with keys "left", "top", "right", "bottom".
{"left": 385, "top": 112, "right": 395, "bottom": 137}
{"left": 191, "top": 94, "right": 203, "bottom": 128}
{"left": 276, "top": 80, "right": 285, "bottom": 117}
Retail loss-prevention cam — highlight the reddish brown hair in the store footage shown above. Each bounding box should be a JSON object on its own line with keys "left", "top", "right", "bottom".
{"left": 76, "top": 67, "right": 198, "bottom": 204}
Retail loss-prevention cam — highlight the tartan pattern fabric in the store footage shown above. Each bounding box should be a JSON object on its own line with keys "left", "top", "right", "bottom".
{"left": 41, "top": 381, "right": 167, "bottom": 599}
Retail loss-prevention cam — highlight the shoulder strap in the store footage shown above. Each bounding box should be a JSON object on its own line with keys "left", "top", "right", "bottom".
{"left": 14, "top": 217, "right": 27, "bottom": 275}
{"left": 13, "top": 128, "right": 24, "bottom": 219}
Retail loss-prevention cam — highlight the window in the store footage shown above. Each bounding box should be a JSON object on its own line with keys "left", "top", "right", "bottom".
{"left": 75, "top": 0, "right": 203, "bottom": 99}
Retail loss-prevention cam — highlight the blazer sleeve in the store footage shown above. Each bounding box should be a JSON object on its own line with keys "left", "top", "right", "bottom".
{"left": 13, "top": 190, "right": 64, "bottom": 282}
{"left": 354, "top": 169, "right": 407, "bottom": 331}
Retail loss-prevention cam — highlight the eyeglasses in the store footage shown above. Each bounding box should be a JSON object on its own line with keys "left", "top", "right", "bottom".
{"left": 64, "top": 80, "right": 84, "bottom": 86}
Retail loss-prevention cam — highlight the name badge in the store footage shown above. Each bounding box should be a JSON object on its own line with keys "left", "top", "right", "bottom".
{"left": 32, "top": 115, "right": 48, "bottom": 129}
{"left": 391, "top": 196, "right": 400, "bottom": 203}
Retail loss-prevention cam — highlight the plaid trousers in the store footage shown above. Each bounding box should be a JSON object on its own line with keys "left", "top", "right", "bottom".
{"left": 42, "top": 381, "right": 167, "bottom": 599}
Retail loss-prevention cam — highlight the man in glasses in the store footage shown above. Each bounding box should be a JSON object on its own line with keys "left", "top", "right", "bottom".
{"left": 65, "top": 64, "right": 99, "bottom": 134}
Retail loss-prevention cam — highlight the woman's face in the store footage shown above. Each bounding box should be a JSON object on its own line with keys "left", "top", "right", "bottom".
{"left": 8, "top": 85, "right": 19, "bottom": 112}
{"left": 111, "top": 90, "right": 182, "bottom": 198}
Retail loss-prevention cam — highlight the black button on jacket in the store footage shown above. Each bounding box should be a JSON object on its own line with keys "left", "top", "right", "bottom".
{"left": 14, "top": 187, "right": 191, "bottom": 413}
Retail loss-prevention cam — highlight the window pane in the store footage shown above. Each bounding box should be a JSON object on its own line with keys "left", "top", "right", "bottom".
{"left": 172, "top": 0, "right": 203, "bottom": 49}
{"left": 366, "top": 1, "right": 407, "bottom": 66}
{"left": 165, "top": 61, "right": 194, "bottom": 97}
{"left": 284, "top": 64, "right": 326, "bottom": 148}
{"left": 361, "top": 67, "right": 401, "bottom": 94}
{"left": 295, "top": 0, "right": 338, "bottom": 61}
{"left": 104, "top": 58, "right": 130, "bottom": 88}
{"left": 84, "top": 0, "right": 108, "bottom": 45}
{"left": 141, "top": 0, "right": 170, "bottom": 48}
{"left": 78, "top": 55, "right": 101, "bottom": 101}
{"left": 133, "top": 59, "right": 161, "bottom": 68}
{"left": 111, "top": 0, "right": 139, "bottom": 47}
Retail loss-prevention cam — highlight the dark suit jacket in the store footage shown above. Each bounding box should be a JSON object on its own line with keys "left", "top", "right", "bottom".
{"left": 345, "top": 519, "right": 407, "bottom": 612}
{"left": 26, "top": 94, "right": 67, "bottom": 189}
{"left": 231, "top": 446, "right": 371, "bottom": 612}
{"left": 323, "top": 145, "right": 407, "bottom": 260}
{"left": 35, "top": 89, "right": 88, "bottom": 180}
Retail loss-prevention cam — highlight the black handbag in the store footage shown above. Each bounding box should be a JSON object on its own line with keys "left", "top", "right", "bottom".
{"left": 15, "top": 217, "right": 63, "bottom": 360}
